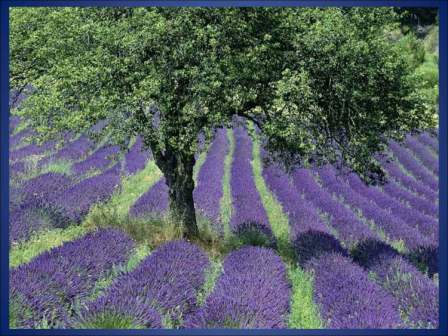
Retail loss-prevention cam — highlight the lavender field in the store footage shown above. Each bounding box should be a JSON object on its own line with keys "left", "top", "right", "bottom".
{"left": 9, "top": 114, "right": 439, "bottom": 329}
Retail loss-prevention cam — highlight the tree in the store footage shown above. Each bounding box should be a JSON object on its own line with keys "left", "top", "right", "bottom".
{"left": 10, "top": 7, "right": 435, "bottom": 239}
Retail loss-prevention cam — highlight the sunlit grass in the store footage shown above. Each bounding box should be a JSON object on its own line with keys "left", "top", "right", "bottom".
{"left": 9, "top": 225, "right": 88, "bottom": 268}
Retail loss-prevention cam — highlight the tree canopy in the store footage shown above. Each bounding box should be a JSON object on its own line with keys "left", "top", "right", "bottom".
{"left": 10, "top": 7, "right": 435, "bottom": 238}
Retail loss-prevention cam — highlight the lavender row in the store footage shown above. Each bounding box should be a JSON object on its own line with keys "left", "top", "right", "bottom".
{"left": 317, "top": 165, "right": 431, "bottom": 251}
{"left": 10, "top": 229, "right": 134, "bottom": 328}
{"left": 72, "top": 144, "right": 120, "bottom": 176}
{"left": 353, "top": 240, "right": 438, "bottom": 328}
{"left": 53, "top": 163, "right": 122, "bottom": 224}
{"left": 346, "top": 173, "right": 438, "bottom": 243}
{"left": 389, "top": 140, "right": 438, "bottom": 191}
{"left": 404, "top": 135, "right": 438, "bottom": 175}
{"left": 185, "top": 246, "right": 290, "bottom": 328}
{"left": 261, "top": 163, "right": 331, "bottom": 245}
{"left": 38, "top": 135, "right": 95, "bottom": 168}
{"left": 306, "top": 252, "right": 402, "bottom": 328}
{"left": 124, "top": 136, "right": 151, "bottom": 175}
{"left": 73, "top": 240, "right": 209, "bottom": 328}
{"left": 230, "top": 126, "right": 273, "bottom": 241}
{"left": 417, "top": 132, "right": 438, "bottom": 153}
{"left": 381, "top": 159, "right": 438, "bottom": 204}
{"left": 193, "top": 128, "right": 229, "bottom": 231}
{"left": 129, "top": 178, "right": 169, "bottom": 218}
{"left": 9, "top": 172, "right": 74, "bottom": 243}
{"left": 382, "top": 179, "right": 438, "bottom": 218}
{"left": 292, "top": 168, "right": 376, "bottom": 248}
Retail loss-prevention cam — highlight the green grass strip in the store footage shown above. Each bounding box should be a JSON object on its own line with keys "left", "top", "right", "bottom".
{"left": 219, "top": 128, "right": 235, "bottom": 239}
{"left": 196, "top": 258, "right": 223, "bottom": 306}
{"left": 287, "top": 265, "right": 323, "bottom": 328}
{"left": 249, "top": 122, "right": 323, "bottom": 328}
{"left": 249, "top": 123, "right": 294, "bottom": 261}
{"left": 94, "top": 160, "right": 162, "bottom": 218}
{"left": 9, "top": 225, "right": 87, "bottom": 268}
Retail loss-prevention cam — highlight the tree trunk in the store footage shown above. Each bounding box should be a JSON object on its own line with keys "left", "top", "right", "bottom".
{"left": 163, "top": 153, "right": 199, "bottom": 239}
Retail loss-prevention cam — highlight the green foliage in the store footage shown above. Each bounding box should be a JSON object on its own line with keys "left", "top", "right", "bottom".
{"left": 397, "top": 33, "right": 426, "bottom": 69}
{"left": 11, "top": 7, "right": 433, "bottom": 184}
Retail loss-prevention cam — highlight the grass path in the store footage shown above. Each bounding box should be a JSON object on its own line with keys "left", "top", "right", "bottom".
{"left": 249, "top": 122, "right": 322, "bottom": 328}
{"left": 219, "top": 128, "right": 235, "bottom": 239}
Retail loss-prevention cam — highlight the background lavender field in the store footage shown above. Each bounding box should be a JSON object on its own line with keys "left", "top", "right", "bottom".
{"left": 9, "top": 110, "right": 439, "bottom": 329}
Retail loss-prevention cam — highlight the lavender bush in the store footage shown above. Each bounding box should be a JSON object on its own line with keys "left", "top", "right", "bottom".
{"left": 129, "top": 178, "right": 169, "bottom": 218}
{"left": 317, "top": 165, "right": 431, "bottom": 250}
{"left": 53, "top": 164, "right": 122, "bottom": 224}
{"left": 81, "top": 240, "right": 209, "bottom": 327}
{"left": 10, "top": 229, "right": 134, "bottom": 328}
{"left": 352, "top": 239, "right": 438, "bottom": 328}
{"left": 346, "top": 173, "right": 438, "bottom": 243}
{"left": 306, "top": 253, "right": 402, "bottom": 328}
{"left": 184, "top": 246, "right": 290, "bottom": 328}
{"left": 193, "top": 128, "right": 229, "bottom": 231}
{"left": 230, "top": 126, "right": 274, "bottom": 243}
{"left": 381, "top": 159, "right": 438, "bottom": 203}
{"left": 417, "top": 132, "right": 438, "bottom": 153}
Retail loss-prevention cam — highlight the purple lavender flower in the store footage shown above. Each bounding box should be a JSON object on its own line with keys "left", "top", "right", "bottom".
{"left": 352, "top": 239, "right": 438, "bottom": 328}
{"left": 381, "top": 159, "right": 437, "bottom": 204}
{"left": 53, "top": 135, "right": 95, "bottom": 162}
{"left": 124, "top": 136, "right": 150, "bottom": 175}
{"left": 86, "top": 240, "right": 209, "bottom": 326}
{"left": 405, "top": 135, "right": 438, "bottom": 175}
{"left": 346, "top": 173, "right": 438, "bottom": 243}
{"left": 306, "top": 253, "right": 402, "bottom": 328}
{"left": 417, "top": 132, "right": 438, "bottom": 153}
{"left": 389, "top": 140, "right": 438, "bottom": 191}
{"left": 20, "top": 172, "right": 73, "bottom": 209}
{"left": 262, "top": 164, "right": 330, "bottom": 242}
{"left": 10, "top": 115, "right": 21, "bottom": 134}
{"left": 72, "top": 144, "right": 120, "bottom": 175}
{"left": 10, "top": 229, "right": 134, "bottom": 328}
{"left": 72, "top": 296, "right": 162, "bottom": 329}
{"left": 194, "top": 128, "right": 229, "bottom": 231}
{"left": 184, "top": 246, "right": 290, "bottom": 328}
{"left": 292, "top": 168, "right": 376, "bottom": 247}
{"left": 230, "top": 126, "right": 274, "bottom": 242}
{"left": 9, "top": 206, "right": 51, "bottom": 244}
{"left": 129, "top": 178, "right": 169, "bottom": 218}
{"left": 54, "top": 164, "right": 122, "bottom": 224}
{"left": 317, "top": 165, "right": 432, "bottom": 251}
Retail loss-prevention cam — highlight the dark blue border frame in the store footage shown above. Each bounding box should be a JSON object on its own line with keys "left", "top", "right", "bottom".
{"left": 0, "top": 1, "right": 446, "bottom": 335}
